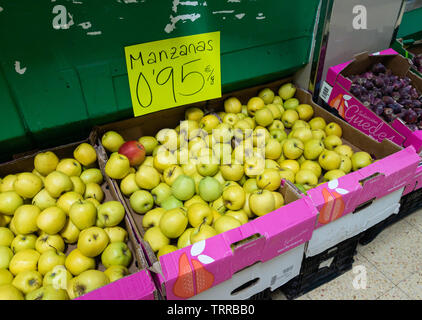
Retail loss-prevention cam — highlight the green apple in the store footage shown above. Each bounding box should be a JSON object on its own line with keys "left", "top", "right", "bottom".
{"left": 319, "top": 150, "right": 341, "bottom": 171}
{"left": 309, "top": 117, "right": 327, "bottom": 131}
{"left": 69, "top": 270, "right": 109, "bottom": 298}
{"left": 0, "top": 175, "right": 17, "bottom": 193}
{"left": 159, "top": 207, "right": 188, "bottom": 239}
{"left": 225, "top": 210, "right": 248, "bottom": 225}
{"left": 35, "top": 234, "right": 65, "bottom": 253}
{"left": 247, "top": 97, "right": 265, "bottom": 116}
{"left": 56, "top": 158, "right": 82, "bottom": 177}
{"left": 44, "top": 171, "right": 73, "bottom": 198}
{"left": 324, "top": 169, "right": 346, "bottom": 181}
{"left": 102, "top": 131, "right": 125, "bottom": 153}
{"left": 270, "top": 129, "right": 287, "bottom": 143}
{"left": 0, "top": 245, "right": 13, "bottom": 269}
{"left": 190, "top": 224, "right": 217, "bottom": 244}
{"left": 283, "top": 138, "right": 304, "bottom": 160}
{"left": 13, "top": 172, "right": 43, "bottom": 199}
{"left": 187, "top": 203, "right": 213, "bottom": 227}
{"left": 80, "top": 168, "right": 103, "bottom": 185}
{"left": 257, "top": 168, "right": 281, "bottom": 191}
{"left": 214, "top": 216, "right": 242, "bottom": 234}
{"left": 129, "top": 190, "right": 154, "bottom": 214}
{"left": 13, "top": 205, "right": 40, "bottom": 235}
{"left": 312, "top": 129, "right": 326, "bottom": 141}
{"left": 38, "top": 249, "right": 66, "bottom": 275}
{"left": 265, "top": 138, "right": 282, "bottom": 160}
{"left": 37, "top": 206, "right": 67, "bottom": 235}
{"left": 97, "top": 201, "right": 125, "bottom": 228}
{"left": 222, "top": 185, "right": 245, "bottom": 210}
{"left": 339, "top": 155, "right": 352, "bottom": 174}
{"left": 295, "top": 170, "right": 318, "bottom": 190}
{"left": 26, "top": 285, "right": 69, "bottom": 300}
{"left": 151, "top": 183, "right": 172, "bottom": 206}
{"left": 138, "top": 136, "right": 158, "bottom": 155}
{"left": 0, "top": 284, "right": 24, "bottom": 300}
{"left": 284, "top": 98, "right": 299, "bottom": 110}
{"left": 0, "top": 191, "right": 23, "bottom": 216}
{"left": 324, "top": 135, "right": 343, "bottom": 150}
{"left": 60, "top": 219, "right": 80, "bottom": 244}
{"left": 334, "top": 145, "right": 354, "bottom": 158}
{"left": 301, "top": 160, "right": 322, "bottom": 178}
{"left": 84, "top": 183, "right": 104, "bottom": 203}
{"left": 161, "top": 195, "right": 183, "bottom": 211}
{"left": 0, "top": 269, "right": 13, "bottom": 286}
{"left": 177, "top": 228, "right": 194, "bottom": 249}
{"left": 135, "top": 165, "right": 161, "bottom": 190}
{"left": 12, "top": 270, "right": 42, "bottom": 294}
{"left": 120, "top": 173, "right": 140, "bottom": 196}
{"left": 278, "top": 83, "right": 296, "bottom": 100}
{"left": 56, "top": 191, "right": 84, "bottom": 214}
{"left": 104, "top": 265, "right": 129, "bottom": 283}
{"left": 69, "top": 200, "right": 97, "bottom": 230}
{"left": 224, "top": 97, "right": 242, "bottom": 113}
{"left": 34, "top": 151, "right": 59, "bottom": 176}
{"left": 325, "top": 122, "right": 342, "bottom": 137}
{"left": 0, "top": 227, "right": 14, "bottom": 247}
{"left": 104, "top": 226, "right": 128, "bottom": 243}
{"left": 249, "top": 189, "right": 275, "bottom": 217}
{"left": 296, "top": 104, "right": 314, "bottom": 121}
{"left": 171, "top": 175, "right": 195, "bottom": 201}
{"left": 43, "top": 265, "right": 73, "bottom": 289}
{"left": 143, "top": 226, "right": 170, "bottom": 252}
{"left": 11, "top": 234, "right": 37, "bottom": 253}
{"left": 8, "top": 249, "right": 40, "bottom": 275}
{"left": 351, "top": 152, "right": 372, "bottom": 171}
{"left": 65, "top": 248, "right": 96, "bottom": 276}
{"left": 199, "top": 114, "right": 220, "bottom": 133}
{"left": 77, "top": 227, "right": 109, "bottom": 257}
{"left": 101, "top": 242, "right": 132, "bottom": 268}
{"left": 32, "top": 189, "right": 56, "bottom": 210}
{"left": 303, "top": 139, "right": 325, "bottom": 160}
{"left": 105, "top": 153, "right": 130, "bottom": 180}
{"left": 258, "top": 88, "right": 275, "bottom": 104}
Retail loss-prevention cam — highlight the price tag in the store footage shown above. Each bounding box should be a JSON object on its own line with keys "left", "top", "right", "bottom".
{"left": 125, "top": 31, "right": 221, "bottom": 117}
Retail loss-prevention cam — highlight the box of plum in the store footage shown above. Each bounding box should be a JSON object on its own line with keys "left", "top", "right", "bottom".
{"left": 321, "top": 49, "right": 422, "bottom": 153}
{"left": 0, "top": 135, "right": 158, "bottom": 300}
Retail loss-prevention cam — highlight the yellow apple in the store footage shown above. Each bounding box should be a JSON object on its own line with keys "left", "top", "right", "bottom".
{"left": 34, "top": 152, "right": 59, "bottom": 176}
{"left": 73, "top": 143, "right": 97, "bottom": 167}
{"left": 13, "top": 172, "right": 43, "bottom": 199}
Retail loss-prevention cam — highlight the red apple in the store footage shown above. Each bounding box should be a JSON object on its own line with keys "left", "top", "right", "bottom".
{"left": 118, "top": 141, "right": 146, "bottom": 166}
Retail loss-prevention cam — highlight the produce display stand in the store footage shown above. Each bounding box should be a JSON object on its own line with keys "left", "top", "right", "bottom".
{"left": 0, "top": 135, "right": 159, "bottom": 300}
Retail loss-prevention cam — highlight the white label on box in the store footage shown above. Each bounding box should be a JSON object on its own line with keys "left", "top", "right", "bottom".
{"left": 320, "top": 81, "right": 333, "bottom": 103}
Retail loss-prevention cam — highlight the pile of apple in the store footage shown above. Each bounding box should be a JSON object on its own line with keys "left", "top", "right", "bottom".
{"left": 101, "top": 82, "right": 373, "bottom": 259}
{"left": 0, "top": 143, "right": 133, "bottom": 300}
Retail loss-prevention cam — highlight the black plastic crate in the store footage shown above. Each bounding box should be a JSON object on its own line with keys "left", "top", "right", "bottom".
{"left": 248, "top": 288, "right": 272, "bottom": 300}
{"left": 278, "top": 234, "right": 361, "bottom": 300}
{"left": 359, "top": 187, "right": 422, "bottom": 245}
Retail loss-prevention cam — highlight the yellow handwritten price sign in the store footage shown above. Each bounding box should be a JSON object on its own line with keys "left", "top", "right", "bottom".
{"left": 125, "top": 31, "right": 221, "bottom": 117}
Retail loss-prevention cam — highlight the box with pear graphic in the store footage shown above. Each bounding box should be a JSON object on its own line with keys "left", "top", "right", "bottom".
{"left": 0, "top": 134, "right": 158, "bottom": 300}
{"left": 93, "top": 78, "right": 420, "bottom": 300}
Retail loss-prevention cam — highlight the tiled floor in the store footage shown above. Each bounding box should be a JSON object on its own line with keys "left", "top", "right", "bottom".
{"left": 271, "top": 209, "right": 422, "bottom": 300}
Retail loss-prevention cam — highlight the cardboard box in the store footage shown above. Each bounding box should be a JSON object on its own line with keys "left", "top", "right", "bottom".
{"left": 321, "top": 48, "right": 422, "bottom": 153}
{"left": 305, "top": 186, "right": 403, "bottom": 257}
{"left": 93, "top": 78, "right": 419, "bottom": 300}
{"left": 0, "top": 136, "right": 158, "bottom": 300}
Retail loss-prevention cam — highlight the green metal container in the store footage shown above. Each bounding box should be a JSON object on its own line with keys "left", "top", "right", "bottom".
{"left": 0, "top": 0, "right": 320, "bottom": 160}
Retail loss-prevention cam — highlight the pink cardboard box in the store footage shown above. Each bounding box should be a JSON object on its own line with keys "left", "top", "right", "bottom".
{"left": 322, "top": 49, "right": 422, "bottom": 154}
{"left": 154, "top": 186, "right": 317, "bottom": 300}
